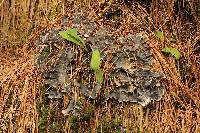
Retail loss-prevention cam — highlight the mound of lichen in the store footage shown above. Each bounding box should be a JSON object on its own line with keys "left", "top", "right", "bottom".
{"left": 35, "top": 11, "right": 165, "bottom": 116}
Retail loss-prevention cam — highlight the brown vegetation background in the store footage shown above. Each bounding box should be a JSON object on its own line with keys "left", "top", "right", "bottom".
{"left": 0, "top": 0, "right": 200, "bottom": 132}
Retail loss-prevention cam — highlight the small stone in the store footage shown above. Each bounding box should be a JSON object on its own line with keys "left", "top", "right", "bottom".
{"left": 84, "top": 34, "right": 89, "bottom": 38}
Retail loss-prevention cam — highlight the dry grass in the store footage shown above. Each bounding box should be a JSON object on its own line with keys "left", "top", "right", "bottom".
{"left": 0, "top": 48, "right": 39, "bottom": 132}
{"left": 0, "top": 0, "right": 200, "bottom": 132}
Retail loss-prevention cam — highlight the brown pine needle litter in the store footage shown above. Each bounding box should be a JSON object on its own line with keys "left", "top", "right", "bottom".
{"left": 1, "top": 0, "right": 200, "bottom": 132}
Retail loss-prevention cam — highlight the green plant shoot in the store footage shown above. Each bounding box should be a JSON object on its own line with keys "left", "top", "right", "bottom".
{"left": 59, "top": 28, "right": 87, "bottom": 50}
{"left": 90, "top": 49, "right": 104, "bottom": 83}
{"left": 154, "top": 30, "right": 164, "bottom": 39}
{"left": 95, "top": 70, "right": 104, "bottom": 84}
{"left": 162, "top": 46, "right": 181, "bottom": 60}
{"left": 90, "top": 49, "right": 101, "bottom": 71}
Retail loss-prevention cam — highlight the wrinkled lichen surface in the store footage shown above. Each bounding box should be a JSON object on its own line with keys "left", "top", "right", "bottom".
{"left": 35, "top": 11, "right": 165, "bottom": 115}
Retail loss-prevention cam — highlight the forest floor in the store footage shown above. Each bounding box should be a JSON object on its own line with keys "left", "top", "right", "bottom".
{"left": 0, "top": 0, "right": 200, "bottom": 133}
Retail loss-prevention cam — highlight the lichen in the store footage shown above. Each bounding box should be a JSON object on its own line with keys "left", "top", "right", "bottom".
{"left": 35, "top": 12, "right": 166, "bottom": 116}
